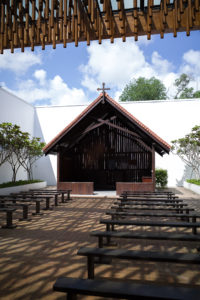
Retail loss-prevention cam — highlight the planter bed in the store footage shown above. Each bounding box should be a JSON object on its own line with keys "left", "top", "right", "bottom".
{"left": 183, "top": 181, "right": 200, "bottom": 195}
{"left": 0, "top": 181, "right": 47, "bottom": 195}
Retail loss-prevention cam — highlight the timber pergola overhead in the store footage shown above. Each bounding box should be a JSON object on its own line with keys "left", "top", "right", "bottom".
{"left": 0, "top": 1, "right": 200, "bottom": 54}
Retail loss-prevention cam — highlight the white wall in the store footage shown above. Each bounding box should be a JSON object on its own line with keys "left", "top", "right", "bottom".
{"left": 34, "top": 104, "right": 86, "bottom": 185}
{"left": 35, "top": 98, "right": 200, "bottom": 187}
{"left": 0, "top": 88, "right": 35, "bottom": 183}
{"left": 121, "top": 99, "right": 200, "bottom": 186}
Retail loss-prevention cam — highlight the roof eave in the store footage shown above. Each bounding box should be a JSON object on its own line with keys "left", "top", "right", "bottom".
{"left": 43, "top": 93, "right": 104, "bottom": 155}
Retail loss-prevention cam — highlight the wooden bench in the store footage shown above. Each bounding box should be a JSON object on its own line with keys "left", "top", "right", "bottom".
{"left": 90, "top": 230, "right": 200, "bottom": 248}
{"left": 11, "top": 194, "right": 53, "bottom": 210}
{"left": 100, "top": 218, "right": 200, "bottom": 234}
{"left": 30, "top": 189, "right": 72, "bottom": 202}
{"left": 118, "top": 197, "right": 182, "bottom": 203}
{"left": 21, "top": 191, "right": 60, "bottom": 206}
{"left": 0, "top": 196, "right": 44, "bottom": 216}
{"left": 0, "top": 199, "right": 32, "bottom": 221}
{"left": 113, "top": 201, "right": 188, "bottom": 214}
{"left": 111, "top": 205, "right": 194, "bottom": 214}
{"left": 106, "top": 210, "right": 200, "bottom": 222}
{"left": 122, "top": 191, "right": 175, "bottom": 195}
{"left": 121, "top": 191, "right": 176, "bottom": 199}
{"left": 0, "top": 207, "right": 17, "bottom": 228}
{"left": 53, "top": 276, "right": 200, "bottom": 300}
{"left": 121, "top": 195, "right": 179, "bottom": 200}
{"left": 114, "top": 201, "right": 187, "bottom": 208}
{"left": 77, "top": 247, "right": 200, "bottom": 279}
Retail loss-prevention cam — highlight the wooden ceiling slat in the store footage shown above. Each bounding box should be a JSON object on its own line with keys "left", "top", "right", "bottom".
{"left": 133, "top": 0, "right": 138, "bottom": 41}
{"left": 0, "top": 1, "right": 200, "bottom": 53}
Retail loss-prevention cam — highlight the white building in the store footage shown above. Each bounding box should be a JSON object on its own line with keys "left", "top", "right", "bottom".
{"left": 0, "top": 87, "right": 200, "bottom": 188}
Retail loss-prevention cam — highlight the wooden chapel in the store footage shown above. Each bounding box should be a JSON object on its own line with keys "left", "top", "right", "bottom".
{"left": 43, "top": 91, "right": 170, "bottom": 194}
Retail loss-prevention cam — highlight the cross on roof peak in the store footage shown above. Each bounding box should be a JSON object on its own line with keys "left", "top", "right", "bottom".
{"left": 97, "top": 82, "right": 110, "bottom": 95}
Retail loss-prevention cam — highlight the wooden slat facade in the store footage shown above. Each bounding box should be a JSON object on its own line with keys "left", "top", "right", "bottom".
{"left": 59, "top": 120, "right": 153, "bottom": 190}
{"left": 0, "top": 1, "right": 200, "bottom": 54}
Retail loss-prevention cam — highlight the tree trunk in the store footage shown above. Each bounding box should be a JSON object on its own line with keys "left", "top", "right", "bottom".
{"left": 12, "top": 167, "right": 17, "bottom": 182}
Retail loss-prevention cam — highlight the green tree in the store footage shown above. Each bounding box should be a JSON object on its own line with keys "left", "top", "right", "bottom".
{"left": 0, "top": 124, "right": 11, "bottom": 167}
{"left": 174, "top": 73, "right": 191, "bottom": 99}
{"left": 0, "top": 123, "right": 30, "bottom": 182}
{"left": 20, "top": 137, "right": 45, "bottom": 180}
{"left": 174, "top": 73, "right": 200, "bottom": 99}
{"left": 0, "top": 122, "right": 45, "bottom": 182}
{"left": 171, "top": 125, "right": 200, "bottom": 179}
{"left": 179, "top": 87, "right": 194, "bottom": 99}
{"left": 193, "top": 90, "right": 200, "bottom": 98}
{"left": 119, "top": 77, "right": 167, "bottom": 101}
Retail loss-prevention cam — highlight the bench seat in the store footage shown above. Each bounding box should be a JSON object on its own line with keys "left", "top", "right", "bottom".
{"left": 53, "top": 277, "right": 200, "bottom": 300}
{"left": 111, "top": 206, "right": 194, "bottom": 213}
{"left": 77, "top": 247, "right": 200, "bottom": 279}
{"left": 120, "top": 196, "right": 179, "bottom": 200}
{"left": 100, "top": 218, "right": 200, "bottom": 234}
{"left": 106, "top": 210, "right": 200, "bottom": 220}
{"left": 114, "top": 201, "right": 187, "bottom": 207}
{"left": 90, "top": 230, "right": 200, "bottom": 247}
{"left": 118, "top": 198, "right": 182, "bottom": 202}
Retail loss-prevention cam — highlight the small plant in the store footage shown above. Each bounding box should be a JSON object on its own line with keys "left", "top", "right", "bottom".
{"left": 0, "top": 179, "right": 43, "bottom": 189}
{"left": 155, "top": 169, "right": 168, "bottom": 188}
{"left": 186, "top": 179, "right": 200, "bottom": 186}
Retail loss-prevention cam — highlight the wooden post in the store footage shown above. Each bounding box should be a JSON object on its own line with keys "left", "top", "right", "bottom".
{"left": 87, "top": 256, "right": 94, "bottom": 279}
{"left": 152, "top": 143, "right": 155, "bottom": 192}
{"left": 57, "top": 152, "right": 60, "bottom": 190}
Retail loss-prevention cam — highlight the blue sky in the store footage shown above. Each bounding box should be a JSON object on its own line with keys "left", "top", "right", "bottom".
{"left": 0, "top": 30, "right": 200, "bottom": 106}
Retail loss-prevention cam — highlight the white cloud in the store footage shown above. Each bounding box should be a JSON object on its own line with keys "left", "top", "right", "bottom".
{"left": 182, "top": 50, "right": 200, "bottom": 69}
{"left": 0, "top": 50, "right": 41, "bottom": 74}
{"left": 151, "top": 51, "right": 173, "bottom": 75}
{"left": 179, "top": 49, "right": 200, "bottom": 91}
{"left": 80, "top": 39, "right": 152, "bottom": 91}
{"left": 8, "top": 70, "right": 88, "bottom": 105}
{"left": 34, "top": 69, "right": 47, "bottom": 86}
{"left": 80, "top": 38, "right": 177, "bottom": 98}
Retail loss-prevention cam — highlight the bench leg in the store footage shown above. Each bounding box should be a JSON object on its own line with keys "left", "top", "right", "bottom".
{"left": 32, "top": 201, "right": 43, "bottom": 216}
{"left": 192, "top": 216, "right": 197, "bottom": 234}
{"left": 98, "top": 236, "right": 103, "bottom": 248}
{"left": 43, "top": 198, "right": 52, "bottom": 210}
{"left": 67, "top": 190, "right": 71, "bottom": 201}
{"left": 19, "top": 205, "right": 32, "bottom": 221}
{"left": 55, "top": 195, "right": 58, "bottom": 206}
{"left": 2, "top": 211, "right": 17, "bottom": 229}
{"left": 62, "top": 193, "right": 65, "bottom": 203}
{"left": 87, "top": 256, "right": 94, "bottom": 279}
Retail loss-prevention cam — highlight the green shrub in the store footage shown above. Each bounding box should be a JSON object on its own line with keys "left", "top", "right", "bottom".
{"left": 186, "top": 179, "right": 200, "bottom": 186}
{"left": 155, "top": 169, "right": 168, "bottom": 188}
{"left": 0, "top": 179, "right": 43, "bottom": 188}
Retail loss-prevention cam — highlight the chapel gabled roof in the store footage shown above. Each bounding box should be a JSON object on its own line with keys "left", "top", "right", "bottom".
{"left": 43, "top": 93, "right": 171, "bottom": 156}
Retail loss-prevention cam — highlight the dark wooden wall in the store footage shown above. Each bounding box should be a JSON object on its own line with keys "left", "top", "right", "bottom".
{"left": 59, "top": 120, "right": 152, "bottom": 190}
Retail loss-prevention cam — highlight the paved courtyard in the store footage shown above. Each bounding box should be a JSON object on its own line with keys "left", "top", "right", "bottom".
{"left": 0, "top": 187, "right": 200, "bottom": 300}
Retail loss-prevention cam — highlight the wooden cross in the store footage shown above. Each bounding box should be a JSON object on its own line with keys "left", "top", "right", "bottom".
{"left": 97, "top": 82, "right": 110, "bottom": 101}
